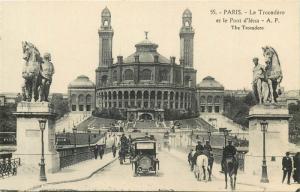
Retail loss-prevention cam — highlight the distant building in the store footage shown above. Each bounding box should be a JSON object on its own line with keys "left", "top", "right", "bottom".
{"left": 224, "top": 89, "right": 251, "bottom": 98}
{"left": 94, "top": 8, "right": 197, "bottom": 121}
{"left": 196, "top": 76, "right": 224, "bottom": 113}
{"left": 68, "top": 75, "right": 96, "bottom": 112}
{"left": 278, "top": 89, "right": 300, "bottom": 105}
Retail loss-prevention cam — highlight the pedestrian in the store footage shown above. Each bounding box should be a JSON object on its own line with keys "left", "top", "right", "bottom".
{"left": 282, "top": 152, "right": 292, "bottom": 184}
{"left": 293, "top": 152, "right": 300, "bottom": 183}
{"left": 94, "top": 144, "right": 98, "bottom": 159}
{"left": 112, "top": 144, "right": 117, "bottom": 158}
{"left": 98, "top": 145, "right": 104, "bottom": 159}
{"left": 188, "top": 149, "right": 194, "bottom": 165}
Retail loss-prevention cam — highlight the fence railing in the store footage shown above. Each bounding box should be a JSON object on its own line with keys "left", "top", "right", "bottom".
{"left": 57, "top": 145, "right": 112, "bottom": 169}
{"left": 0, "top": 158, "right": 21, "bottom": 178}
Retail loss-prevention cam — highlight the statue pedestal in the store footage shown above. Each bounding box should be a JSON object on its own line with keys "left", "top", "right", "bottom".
{"left": 13, "top": 102, "right": 60, "bottom": 175}
{"left": 245, "top": 104, "right": 291, "bottom": 177}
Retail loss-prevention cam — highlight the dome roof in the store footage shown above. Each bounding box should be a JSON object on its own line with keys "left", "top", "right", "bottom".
{"left": 68, "top": 75, "right": 95, "bottom": 89}
{"left": 197, "top": 76, "right": 224, "bottom": 90}
{"left": 123, "top": 36, "right": 170, "bottom": 64}
{"left": 102, "top": 7, "right": 111, "bottom": 17}
{"left": 183, "top": 9, "right": 192, "bottom": 17}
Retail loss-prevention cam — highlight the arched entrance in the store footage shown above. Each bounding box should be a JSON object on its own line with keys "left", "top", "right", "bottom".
{"left": 139, "top": 113, "right": 153, "bottom": 120}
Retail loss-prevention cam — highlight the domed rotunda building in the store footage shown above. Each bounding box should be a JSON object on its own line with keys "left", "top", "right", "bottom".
{"left": 68, "top": 75, "right": 96, "bottom": 112}
{"left": 95, "top": 8, "right": 197, "bottom": 121}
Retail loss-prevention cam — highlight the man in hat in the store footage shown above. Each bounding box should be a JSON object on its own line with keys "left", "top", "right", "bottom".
{"left": 195, "top": 141, "right": 204, "bottom": 152}
{"left": 282, "top": 152, "right": 293, "bottom": 184}
{"left": 223, "top": 140, "right": 237, "bottom": 159}
{"left": 203, "top": 140, "right": 212, "bottom": 153}
{"left": 221, "top": 140, "right": 237, "bottom": 172}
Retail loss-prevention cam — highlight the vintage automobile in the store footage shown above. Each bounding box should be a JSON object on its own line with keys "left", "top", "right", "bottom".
{"left": 131, "top": 137, "right": 159, "bottom": 176}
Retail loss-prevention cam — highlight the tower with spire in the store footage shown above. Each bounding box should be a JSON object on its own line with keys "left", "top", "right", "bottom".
{"left": 180, "top": 9, "right": 194, "bottom": 68}
{"left": 96, "top": 7, "right": 114, "bottom": 89}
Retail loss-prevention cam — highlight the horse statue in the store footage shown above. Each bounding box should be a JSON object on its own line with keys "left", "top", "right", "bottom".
{"left": 21, "top": 41, "right": 43, "bottom": 102}
{"left": 262, "top": 46, "right": 283, "bottom": 103}
{"left": 21, "top": 41, "right": 55, "bottom": 102}
{"left": 222, "top": 156, "right": 238, "bottom": 190}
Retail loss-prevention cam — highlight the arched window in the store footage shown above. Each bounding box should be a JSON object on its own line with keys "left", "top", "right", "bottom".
{"left": 86, "top": 95, "right": 92, "bottom": 104}
{"left": 207, "top": 96, "right": 213, "bottom": 104}
{"left": 124, "top": 69, "right": 133, "bottom": 80}
{"left": 214, "top": 96, "right": 220, "bottom": 104}
{"left": 200, "top": 96, "right": 206, "bottom": 104}
{"left": 112, "top": 70, "right": 117, "bottom": 82}
{"left": 78, "top": 94, "right": 85, "bottom": 111}
{"left": 86, "top": 94, "right": 92, "bottom": 111}
{"left": 140, "top": 69, "right": 151, "bottom": 80}
{"left": 157, "top": 91, "right": 162, "bottom": 100}
{"left": 143, "top": 91, "right": 149, "bottom": 99}
{"left": 78, "top": 95, "right": 85, "bottom": 104}
{"left": 130, "top": 91, "right": 135, "bottom": 99}
{"left": 71, "top": 94, "right": 77, "bottom": 104}
{"left": 113, "top": 91, "right": 117, "bottom": 100}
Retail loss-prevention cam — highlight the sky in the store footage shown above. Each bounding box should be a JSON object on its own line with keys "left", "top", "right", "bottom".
{"left": 0, "top": 1, "right": 299, "bottom": 93}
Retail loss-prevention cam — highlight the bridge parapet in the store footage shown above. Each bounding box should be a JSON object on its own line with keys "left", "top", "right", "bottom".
{"left": 56, "top": 145, "right": 112, "bottom": 169}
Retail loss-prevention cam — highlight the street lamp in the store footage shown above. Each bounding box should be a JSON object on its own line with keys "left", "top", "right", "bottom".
{"left": 38, "top": 119, "right": 47, "bottom": 182}
{"left": 73, "top": 127, "right": 77, "bottom": 149}
{"left": 260, "top": 120, "right": 269, "bottom": 183}
{"left": 87, "top": 130, "right": 91, "bottom": 147}
{"left": 208, "top": 131, "right": 211, "bottom": 143}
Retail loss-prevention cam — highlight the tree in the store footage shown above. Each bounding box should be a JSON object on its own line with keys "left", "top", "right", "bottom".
{"left": 50, "top": 93, "right": 69, "bottom": 119}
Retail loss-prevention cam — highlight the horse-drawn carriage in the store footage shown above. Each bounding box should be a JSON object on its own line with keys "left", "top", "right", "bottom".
{"left": 131, "top": 137, "right": 159, "bottom": 176}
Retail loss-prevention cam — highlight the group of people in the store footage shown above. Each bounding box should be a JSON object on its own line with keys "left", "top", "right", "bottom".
{"left": 188, "top": 140, "right": 214, "bottom": 171}
{"left": 188, "top": 139, "right": 238, "bottom": 172}
{"left": 93, "top": 144, "right": 105, "bottom": 159}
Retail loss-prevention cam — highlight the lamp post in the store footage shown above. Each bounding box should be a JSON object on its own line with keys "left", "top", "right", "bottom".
{"left": 38, "top": 119, "right": 47, "bottom": 182}
{"left": 260, "top": 120, "right": 269, "bottom": 183}
{"left": 73, "top": 127, "right": 77, "bottom": 149}
{"left": 87, "top": 130, "right": 91, "bottom": 147}
{"left": 224, "top": 129, "right": 228, "bottom": 147}
{"left": 208, "top": 131, "right": 211, "bottom": 143}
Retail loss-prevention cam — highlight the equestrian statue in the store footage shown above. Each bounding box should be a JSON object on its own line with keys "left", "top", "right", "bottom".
{"left": 21, "top": 41, "right": 55, "bottom": 102}
{"left": 252, "top": 46, "right": 283, "bottom": 104}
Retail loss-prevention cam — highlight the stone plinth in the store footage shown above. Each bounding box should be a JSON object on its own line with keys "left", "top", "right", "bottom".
{"left": 13, "top": 102, "right": 60, "bottom": 175}
{"left": 245, "top": 104, "right": 291, "bottom": 177}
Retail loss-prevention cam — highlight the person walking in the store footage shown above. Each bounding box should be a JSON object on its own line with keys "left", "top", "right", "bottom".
{"left": 112, "top": 144, "right": 117, "bottom": 158}
{"left": 282, "top": 152, "right": 293, "bottom": 184}
{"left": 93, "top": 144, "right": 99, "bottom": 159}
{"left": 99, "top": 145, "right": 105, "bottom": 159}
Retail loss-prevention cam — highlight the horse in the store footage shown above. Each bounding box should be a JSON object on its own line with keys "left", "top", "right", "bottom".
{"left": 204, "top": 150, "right": 214, "bottom": 181}
{"left": 222, "top": 157, "right": 239, "bottom": 190}
{"left": 21, "top": 41, "right": 43, "bottom": 102}
{"left": 262, "top": 46, "right": 283, "bottom": 103}
{"left": 194, "top": 153, "right": 208, "bottom": 181}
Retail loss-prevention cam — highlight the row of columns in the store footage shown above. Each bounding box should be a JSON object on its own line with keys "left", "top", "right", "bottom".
{"left": 96, "top": 90, "right": 193, "bottom": 110}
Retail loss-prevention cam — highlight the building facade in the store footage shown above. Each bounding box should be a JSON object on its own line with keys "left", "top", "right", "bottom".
{"left": 196, "top": 76, "right": 224, "bottom": 113}
{"left": 95, "top": 8, "right": 197, "bottom": 121}
{"left": 68, "top": 75, "right": 96, "bottom": 112}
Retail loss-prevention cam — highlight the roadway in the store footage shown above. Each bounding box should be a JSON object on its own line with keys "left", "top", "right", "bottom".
{"left": 38, "top": 149, "right": 263, "bottom": 191}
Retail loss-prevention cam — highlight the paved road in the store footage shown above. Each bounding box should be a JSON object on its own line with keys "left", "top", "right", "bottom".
{"left": 38, "top": 149, "right": 264, "bottom": 191}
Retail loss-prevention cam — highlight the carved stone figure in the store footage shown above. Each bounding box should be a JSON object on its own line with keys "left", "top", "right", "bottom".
{"left": 252, "top": 58, "right": 268, "bottom": 104}
{"left": 21, "top": 41, "right": 54, "bottom": 102}
{"left": 252, "top": 46, "right": 283, "bottom": 104}
{"left": 39, "top": 53, "right": 55, "bottom": 102}
{"left": 21, "top": 41, "right": 43, "bottom": 102}
{"left": 262, "top": 46, "right": 283, "bottom": 103}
